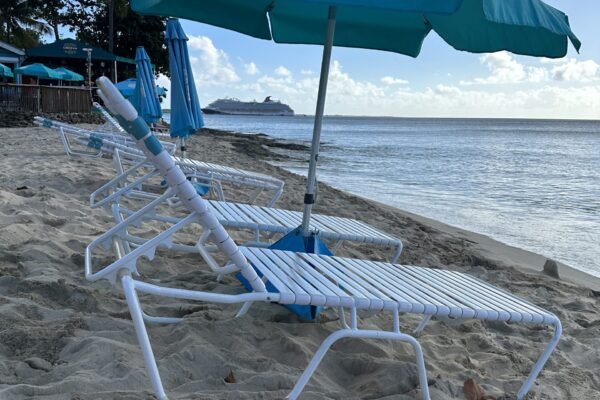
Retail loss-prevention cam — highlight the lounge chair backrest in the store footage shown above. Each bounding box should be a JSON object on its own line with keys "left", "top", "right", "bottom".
{"left": 96, "top": 77, "right": 266, "bottom": 293}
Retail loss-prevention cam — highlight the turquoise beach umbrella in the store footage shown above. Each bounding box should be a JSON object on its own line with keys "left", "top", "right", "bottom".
{"left": 53, "top": 67, "right": 84, "bottom": 82}
{"left": 0, "top": 63, "right": 13, "bottom": 78}
{"left": 130, "top": 0, "right": 580, "bottom": 323}
{"left": 15, "top": 63, "right": 62, "bottom": 80}
{"left": 116, "top": 77, "right": 167, "bottom": 99}
{"left": 132, "top": 46, "right": 163, "bottom": 124}
{"left": 165, "top": 18, "right": 204, "bottom": 153}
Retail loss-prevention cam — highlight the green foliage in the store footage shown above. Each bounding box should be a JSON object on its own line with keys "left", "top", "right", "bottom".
{"left": 63, "top": 0, "right": 168, "bottom": 76}
{"left": 0, "top": 0, "right": 51, "bottom": 48}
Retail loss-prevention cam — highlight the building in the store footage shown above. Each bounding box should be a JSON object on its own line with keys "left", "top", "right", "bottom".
{"left": 25, "top": 38, "right": 136, "bottom": 85}
{"left": 0, "top": 40, "right": 25, "bottom": 83}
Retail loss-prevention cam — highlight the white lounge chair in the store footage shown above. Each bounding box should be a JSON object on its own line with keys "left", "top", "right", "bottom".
{"left": 89, "top": 164, "right": 403, "bottom": 262}
{"left": 36, "top": 117, "right": 285, "bottom": 207}
{"left": 84, "top": 77, "right": 562, "bottom": 400}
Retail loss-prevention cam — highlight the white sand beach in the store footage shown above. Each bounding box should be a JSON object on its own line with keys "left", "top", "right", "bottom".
{"left": 0, "top": 125, "right": 599, "bottom": 399}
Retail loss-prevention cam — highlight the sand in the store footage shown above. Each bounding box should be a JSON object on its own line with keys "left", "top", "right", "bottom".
{"left": 0, "top": 125, "right": 599, "bottom": 400}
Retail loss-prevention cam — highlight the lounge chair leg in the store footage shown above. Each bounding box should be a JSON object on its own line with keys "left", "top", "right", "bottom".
{"left": 413, "top": 315, "right": 432, "bottom": 335}
{"left": 390, "top": 240, "right": 403, "bottom": 263}
{"left": 331, "top": 240, "right": 342, "bottom": 254}
{"left": 516, "top": 320, "right": 562, "bottom": 400}
{"left": 236, "top": 301, "right": 253, "bottom": 317}
{"left": 287, "top": 328, "right": 430, "bottom": 400}
{"left": 122, "top": 275, "right": 169, "bottom": 400}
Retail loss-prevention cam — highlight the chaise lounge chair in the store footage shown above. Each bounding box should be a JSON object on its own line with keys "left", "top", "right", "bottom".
{"left": 36, "top": 116, "right": 285, "bottom": 207}
{"left": 83, "top": 77, "right": 562, "bottom": 400}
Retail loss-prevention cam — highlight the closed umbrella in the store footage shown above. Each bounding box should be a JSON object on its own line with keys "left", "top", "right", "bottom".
{"left": 130, "top": 0, "right": 580, "bottom": 321}
{"left": 132, "top": 46, "right": 163, "bottom": 124}
{"left": 165, "top": 18, "right": 204, "bottom": 157}
{"left": 0, "top": 63, "right": 13, "bottom": 78}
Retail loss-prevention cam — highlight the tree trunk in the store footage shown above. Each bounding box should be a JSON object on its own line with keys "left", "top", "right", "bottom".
{"left": 108, "top": 0, "right": 114, "bottom": 52}
{"left": 53, "top": 16, "right": 60, "bottom": 40}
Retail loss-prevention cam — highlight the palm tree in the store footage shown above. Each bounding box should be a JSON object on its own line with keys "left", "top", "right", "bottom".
{"left": 0, "top": 0, "right": 51, "bottom": 47}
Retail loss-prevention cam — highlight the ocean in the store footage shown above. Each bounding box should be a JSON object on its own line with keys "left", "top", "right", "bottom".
{"left": 167, "top": 113, "right": 600, "bottom": 278}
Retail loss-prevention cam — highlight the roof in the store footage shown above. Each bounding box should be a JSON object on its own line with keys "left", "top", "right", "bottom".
{"left": 26, "top": 39, "right": 135, "bottom": 64}
{"left": 0, "top": 40, "right": 25, "bottom": 56}
{"left": 0, "top": 40, "right": 25, "bottom": 64}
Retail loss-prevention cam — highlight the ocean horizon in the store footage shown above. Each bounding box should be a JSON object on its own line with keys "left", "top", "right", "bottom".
{"left": 165, "top": 113, "right": 600, "bottom": 278}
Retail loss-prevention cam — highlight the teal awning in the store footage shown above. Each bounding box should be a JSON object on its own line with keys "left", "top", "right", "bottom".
{"left": 14, "top": 63, "right": 63, "bottom": 79}
{"left": 54, "top": 67, "right": 84, "bottom": 81}
{"left": 131, "top": 0, "right": 580, "bottom": 58}
{"left": 0, "top": 63, "right": 13, "bottom": 78}
{"left": 27, "top": 39, "right": 136, "bottom": 64}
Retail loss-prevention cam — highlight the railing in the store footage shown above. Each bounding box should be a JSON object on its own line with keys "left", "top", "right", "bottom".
{"left": 0, "top": 83, "right": 92, "bottom": 113}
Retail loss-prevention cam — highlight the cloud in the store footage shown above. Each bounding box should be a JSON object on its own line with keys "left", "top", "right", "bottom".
{"left": 186, "top": 35, "right": 239, "bottom": 85}
{"left": 461, "top": 51, "right": 549, "bottom": 85}
{"left": 244, "top": 62, "right": 260, "bottom": 76}
{"left": 300, "top": 69, "right": 314, "bottom": 75}
{"left": 155, "top": 73, "right": 171, "bottom": 109}
{"left": 550, "top": 59, "right": 599, "bottom": 82}
{"left": 274, "top": 66, "right": 292, "bottom": 77}
{"left": 381, "top": 76, "right": 409, "bottom": 85}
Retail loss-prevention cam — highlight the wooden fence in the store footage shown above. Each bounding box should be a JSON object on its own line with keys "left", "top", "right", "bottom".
{"left": 0, "top": 84, "right": 92, "bottom": 113}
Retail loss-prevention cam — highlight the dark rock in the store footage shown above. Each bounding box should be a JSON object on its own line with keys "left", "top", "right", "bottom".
{"left": 543, "top": 259, "right": 560, "bottom": 279}
{"left": 24, "top": 357, "right": 52, "bottom": 372}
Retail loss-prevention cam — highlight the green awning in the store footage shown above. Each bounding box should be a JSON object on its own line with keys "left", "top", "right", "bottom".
{"left": 14, "top": 63, "right": 62, "bottom": 79}
{"left": 26, "top": 38, "right": 136, "bottom": 64}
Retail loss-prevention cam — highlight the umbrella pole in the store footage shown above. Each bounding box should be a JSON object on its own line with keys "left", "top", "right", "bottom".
{"left": 181, "top": 137, "right": 186, "bottom": 158}
{"left": 301, "top": 6, "right": 337, "bottom": 237}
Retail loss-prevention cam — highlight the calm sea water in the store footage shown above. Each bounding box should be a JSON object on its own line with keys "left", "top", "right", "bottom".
{"left": 167, "top": 114, "right": 600, "bottom": 277}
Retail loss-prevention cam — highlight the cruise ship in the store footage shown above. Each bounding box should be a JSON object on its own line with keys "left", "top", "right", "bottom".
{"left": 203, "top": 96, "right": 294, "bottom": 116}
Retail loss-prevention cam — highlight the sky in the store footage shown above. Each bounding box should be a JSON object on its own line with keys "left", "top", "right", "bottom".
{"left": 58, "top": 1, "right": 600, "bottom": 119}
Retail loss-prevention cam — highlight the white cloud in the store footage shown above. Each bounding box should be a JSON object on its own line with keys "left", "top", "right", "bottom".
{"left": 381, "top": 76, "right": 409, "bottom": 85}
{"left": 461, "top": 51, "right": 549, "bottom": 85}
{"left": 186, "top": 35, "right": 239, "bottom": 85}
{"left": 274, "top": 66, "right": 292, "bottom": 77}
{"left": 300, "top": 69, "right": 314, "bottom": 75}
{"left": 155, "top": 73, "right": 171, "bottom": 109}
{"left": 550, "top": 59, "right": 599, "bottom": 82}
{"left": 244, "top": 62, "right": 260, "bottom": 76}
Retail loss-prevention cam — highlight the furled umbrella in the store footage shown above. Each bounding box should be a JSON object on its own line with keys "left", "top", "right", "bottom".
{"left": 165, "top": 18, "right": 204, "bottom": 157}
{"left": 130, "top": 0, "right": 580, "bottom": 327}
{"left": 132, "top": 46, "right": 163, "bottom": 124}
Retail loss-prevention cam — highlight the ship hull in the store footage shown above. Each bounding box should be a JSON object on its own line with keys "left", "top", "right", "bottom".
{"left": 203, "top": 108, "right": 294, "bottom": 116}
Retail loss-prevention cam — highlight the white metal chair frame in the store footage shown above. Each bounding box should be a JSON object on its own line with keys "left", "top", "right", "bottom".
{"left": 84, "top": 77, "right": 562, "bottom": 400}
{"left": 89, "top": 165, "right": 403, "bottom": 262}
{"left": 37, "top": 116, "right": 284, "bottom": 206}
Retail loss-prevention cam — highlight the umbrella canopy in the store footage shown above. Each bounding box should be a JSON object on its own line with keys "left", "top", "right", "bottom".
{"left": 133, "top": 0, "right": 580, "bottom": 58}
{"left": 116, "top": 78, "right": 167, "bottom": 98}
{"left": 14, "top": 63, "right": 63, "bottom": 80}
{"left": 131, "top": 46, "right": 163, "bottom": 124}
{"left": 165, "top": 18, "right": 204, "bottom": 140}
{"left": 54, "top": 67, "right": 84, "bottom": 82}
{"left": 0, "top": 63, "right": 13, "bottom": 78}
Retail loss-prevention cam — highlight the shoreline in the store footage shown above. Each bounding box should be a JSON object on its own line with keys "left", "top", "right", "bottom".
{"left": 200, "top": 127, "right": 600, "bottom": 292}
